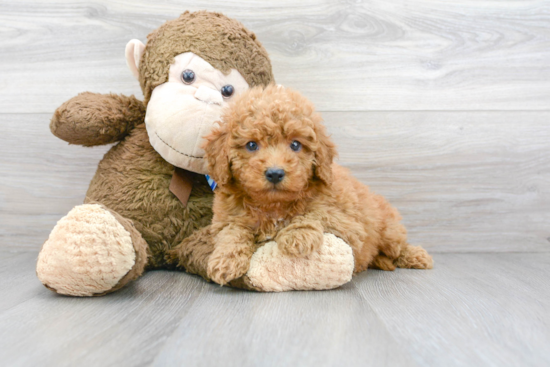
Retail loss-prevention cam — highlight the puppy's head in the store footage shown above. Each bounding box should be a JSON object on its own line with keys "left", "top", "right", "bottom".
{"left": 203, "top": 84, "right": 336, "bottom": 202}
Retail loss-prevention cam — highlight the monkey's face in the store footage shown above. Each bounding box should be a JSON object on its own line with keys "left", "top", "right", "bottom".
{"left": 145, "top": 52, "right": 249, "bottom": 174}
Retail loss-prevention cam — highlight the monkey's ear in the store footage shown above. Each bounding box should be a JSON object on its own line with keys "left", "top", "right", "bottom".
{"left": 202, "top": 122, "right": 232, "bottom": 186}
{"left": 125, "top": 39, "right": 146, "bottom": 80}
{"left": 313, "top": 124, "right": 337, "bottom": 185}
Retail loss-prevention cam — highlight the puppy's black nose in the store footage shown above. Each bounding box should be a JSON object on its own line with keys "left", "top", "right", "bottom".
{"left": 265, "top": 168, "right": 285, "bottom": 184}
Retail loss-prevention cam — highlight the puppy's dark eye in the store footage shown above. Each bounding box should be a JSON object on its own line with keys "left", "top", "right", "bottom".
{"left": 221, "top": 85, "right": 234, "bottom": 98}
{"left": 290, "top": 140, "right": 302, "bottom": 152}
{"left": 245, "top": 141, "right": 259, "bottom": 152}
{"left": 181, "top": 69, "right": 195, "bottom": 84}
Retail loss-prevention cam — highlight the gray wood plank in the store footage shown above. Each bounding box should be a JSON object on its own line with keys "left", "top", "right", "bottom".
{"left": 151, "top": 284, "right": 417, "bottom": 367}
{"left": 0, "top": 113, "right": 110, "bottom": 250}
{"left": 1, "top": 0, "right": 549, "bottom": 112}
{"left": 324, "top": 111, "right": 550, "bottom": 253}
{"left": 354, "top": 253, "right": 550, "bottom": 367}
{"left": 1, "top": 251, "right": 548, "bottom": 366}
{"left": 0, "top": 261, "right": 209, "bottom": 366}
{"left": 0, "top": 251, "right": 43, "bottom": 313}
{"left": 0, "top": 249, "right": 417, "bottom": 367}
{"left": 2, "top": 112, "right": 549, "bottom": 253}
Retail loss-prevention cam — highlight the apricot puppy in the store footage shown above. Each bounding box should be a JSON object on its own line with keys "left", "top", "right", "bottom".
{"left": 203, "top": 85, "right": 433, "bottom": 285}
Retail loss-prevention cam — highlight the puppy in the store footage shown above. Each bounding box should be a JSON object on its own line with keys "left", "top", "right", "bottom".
{"left": 203, "top": 85, "right": 433, "bottom": 285}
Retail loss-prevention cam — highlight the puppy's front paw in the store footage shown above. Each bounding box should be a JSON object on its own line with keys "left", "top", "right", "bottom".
{"left": 276, "top": 225, "right": 324, "bottom": 257}
{"left": 207, "top": 245, "right": 252, "bottom": 286}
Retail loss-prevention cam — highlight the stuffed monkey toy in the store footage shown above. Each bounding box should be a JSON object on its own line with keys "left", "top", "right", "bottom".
{"left": 36, "top": 11, "right": 354, "bottom": 296}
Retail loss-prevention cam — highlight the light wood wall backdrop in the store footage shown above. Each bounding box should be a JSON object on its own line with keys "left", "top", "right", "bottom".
{"left": 1, "top": 0, "right": 549, "bottom": 252}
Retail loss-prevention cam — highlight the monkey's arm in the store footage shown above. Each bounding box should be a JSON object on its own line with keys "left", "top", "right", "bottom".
{"left": 50, "top": 92, "right": 145, "bottom": 146}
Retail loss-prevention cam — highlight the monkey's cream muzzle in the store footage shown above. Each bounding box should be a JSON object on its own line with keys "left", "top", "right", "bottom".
{"left": 145, "top": 84, "right": 224, "bottom": 173}
{"left": 143, "top": 52, "right": 249, "bottom": 174}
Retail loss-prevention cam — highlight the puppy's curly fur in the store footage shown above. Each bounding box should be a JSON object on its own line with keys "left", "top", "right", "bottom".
{"left": 203, "top": 85, "right": 433, "bottom": 285}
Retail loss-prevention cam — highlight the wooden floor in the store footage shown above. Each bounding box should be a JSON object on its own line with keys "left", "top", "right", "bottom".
{"left": 0, "top": 251, "right": 548, "bottom": 366}
{"left": 1, "top": 1, "right": 549, "bottom": 366}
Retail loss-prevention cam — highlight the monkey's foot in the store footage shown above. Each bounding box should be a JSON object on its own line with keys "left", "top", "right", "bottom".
{"left": 37, "top": 204, "right": 148, "bottom": 296}
{"left": 237, "top": 233, "right": 354, "bottom": 292}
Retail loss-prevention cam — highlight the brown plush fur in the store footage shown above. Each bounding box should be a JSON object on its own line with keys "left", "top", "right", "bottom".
{"left": 46, "top": 11, "right": 274, "bottom": 293}
{"left": 203, "top": 85, "right": 433, "bottom": 285}
{"left": 140, "top": 11, "right": 274, "bottom": 105}
{"left": 51, "top": 92, "right": 146, "bottom": 147}
{"left": 83, "top": 125, "right": 216, "bottom": 269}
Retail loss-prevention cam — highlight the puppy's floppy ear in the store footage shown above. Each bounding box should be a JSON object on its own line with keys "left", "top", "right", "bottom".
{"left": 202, "top": 121, "right": 231, "bottom": 186}
{"left": 313, "top": 122, "right": 337, "bottom": 185}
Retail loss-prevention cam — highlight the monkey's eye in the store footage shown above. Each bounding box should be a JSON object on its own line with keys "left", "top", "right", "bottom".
{"left": 181, "top": 69, "right": 195, "bottom": 84}
{"left": 290, "top": 141, "right": 302, "bottom": 152}
{"left": 245, "top": 141, "right": 259, "bottom": 152}
{"left": 221, "top": 85, "right": 234, "bottom": 98}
